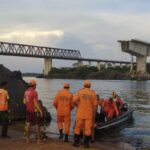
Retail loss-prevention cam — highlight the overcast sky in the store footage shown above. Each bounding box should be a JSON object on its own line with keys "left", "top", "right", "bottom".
{"left": 0, "top": 0, "right": 150, "bottom": 73}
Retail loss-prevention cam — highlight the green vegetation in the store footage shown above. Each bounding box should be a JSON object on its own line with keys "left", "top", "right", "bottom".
{"left": 47, "top": 65, "right": 131, "bottom": 80}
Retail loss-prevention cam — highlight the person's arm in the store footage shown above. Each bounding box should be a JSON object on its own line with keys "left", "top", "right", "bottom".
{"left": 6, "top": 91, "right": 9, "bottom": 101}
{"left": 53, "top": 93, "right": 59, "bottom": 109}
{"left": 23, "top": 98, "right": 26, "bottom": 104}
{"left": 34, "top": 100, "right": 42, "bottom": 114}
{"left": 73, "top": 92, "right": 80, "bottom": 106}
{"left": 33, "top": 92, "right": 43, "bottom": 117}
{"left": 92, "top": 91, "right": 98, "bottom": 119}
{"left": 113, "top": 102, "right": 119, "bottom": 116}
{"left": 70, "top": 94, "right": 74, "bottom": 110}
{"left": 23, "top": 93, "right": 26, "bottom": 104}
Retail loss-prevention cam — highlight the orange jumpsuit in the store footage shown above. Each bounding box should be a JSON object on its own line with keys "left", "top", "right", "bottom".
{"left": 74, "top": 88, "right": 97, "bottom": 136}
{"left": 53, "top": 89, "right": 73, "bottom": 134}
{"left": 102, "top": 99, "right": 119, "bottom": 119}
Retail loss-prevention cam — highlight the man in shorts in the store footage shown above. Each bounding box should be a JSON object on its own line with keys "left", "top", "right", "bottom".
{"left": 24, "top": 80, "right": 43, "bottom": 144}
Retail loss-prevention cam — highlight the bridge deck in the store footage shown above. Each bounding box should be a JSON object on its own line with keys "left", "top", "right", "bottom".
{"left": 0, "top": 41, "right": 132, "bottom": 64}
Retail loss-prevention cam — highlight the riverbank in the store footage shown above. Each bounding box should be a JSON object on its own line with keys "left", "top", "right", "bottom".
{"left": 0, "top": 129, "right": 131, "bottom": 150}
{"left": 2, "top": 122, "right": 148, "bottom": 150}
{"left": 35, "top": 66, "right": 150, "bottom": 80}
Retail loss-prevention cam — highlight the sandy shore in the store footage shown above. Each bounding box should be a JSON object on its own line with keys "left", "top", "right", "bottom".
{"left": 0, "top": 122, "right": 149, "bottom": 150}
{"left": 0, "top": 137, "right": 121, "bottom": 150}
{"left": 0, "top": 129, "right": 121, "bottom": 150}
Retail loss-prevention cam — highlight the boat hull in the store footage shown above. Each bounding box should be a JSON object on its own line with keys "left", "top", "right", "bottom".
{"left": 95, "top": 109, "right": 134, "bottom": 135}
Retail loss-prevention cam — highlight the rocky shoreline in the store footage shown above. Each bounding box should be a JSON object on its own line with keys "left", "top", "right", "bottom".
{"left": 0, "top": 64, "right": 27, "bottom": 119}
{"left": 0, "top": 64, "right": 51, "bottom": 121}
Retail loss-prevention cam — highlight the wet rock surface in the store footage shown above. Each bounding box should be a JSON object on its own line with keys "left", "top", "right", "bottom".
{"left": 0, "top": 64, "right": 51, "bottom": 122}
{"left": 0, "top": 64, "right": 27, "bottom": 119}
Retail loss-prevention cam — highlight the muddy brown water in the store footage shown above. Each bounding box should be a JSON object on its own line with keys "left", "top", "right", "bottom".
{"left": 24, "top": 78, "right": 150, "bottom": 150}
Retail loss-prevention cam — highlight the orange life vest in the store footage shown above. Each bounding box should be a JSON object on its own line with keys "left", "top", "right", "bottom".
{"left": 0, "top": 89, "right": 9, "bottom": 111}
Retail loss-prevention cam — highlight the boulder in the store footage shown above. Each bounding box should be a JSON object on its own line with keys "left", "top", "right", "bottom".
{"left": 0, "top": 64, "right": 27, "bottom": 120}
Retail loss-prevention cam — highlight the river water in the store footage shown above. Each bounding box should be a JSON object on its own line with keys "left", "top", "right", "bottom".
{"left": 24, "top": 78, "right": 150, "bottom": 149}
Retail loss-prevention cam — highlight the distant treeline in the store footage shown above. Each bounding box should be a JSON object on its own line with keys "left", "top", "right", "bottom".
{"left": 23, "top": 63, "right": 150, "bottom": 80}
{"left": 46, "top": 66, "right": 131, "bottom": 80}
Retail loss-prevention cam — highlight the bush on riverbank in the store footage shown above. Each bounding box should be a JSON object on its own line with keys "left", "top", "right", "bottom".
{"left": 47, "top": 66, "right": 131, "bottom": 80}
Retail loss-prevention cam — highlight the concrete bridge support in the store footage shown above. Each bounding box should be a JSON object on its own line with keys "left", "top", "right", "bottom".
{"left": 130, "top": 55, "right": 134, "bottom": 72}
{"left": 97, "top": 62, "right": 101, "bottom": 70}
{"left": 104, "top": 63, "right": 108, "bottom": 69}
{"left": 88, "top": 61, "right": 92, "bottom": 66}
{"left": 78, "top": 60, "right": 83, "bottom": 67}
{"left": 44, "top": 58, "right": 52, "bottom": 76}
{"left": 136, "top": 56, "right": 147, "bottom": 73}
{"left": 120, "top": 63, "right": 123, "bottom": 68}
{"left": 111, "top": 63, "right": 116, "bottom": 68}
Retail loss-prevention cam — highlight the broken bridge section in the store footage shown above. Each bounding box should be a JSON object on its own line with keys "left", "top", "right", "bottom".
{"left": 119, "top": 39, "right": 150, "bottom": 74}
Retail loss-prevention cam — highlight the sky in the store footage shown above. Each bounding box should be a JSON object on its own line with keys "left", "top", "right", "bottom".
{"left": 0, "top": 0, "right": 150, "bottom": 73}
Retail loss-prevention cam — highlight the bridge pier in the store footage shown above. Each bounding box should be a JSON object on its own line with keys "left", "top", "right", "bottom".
{"left": 88, "top": 61, "right": 92, "bottom": 66}
{"left": 111, "top": 63, "right": 116, "bottom": 68}
{"left": 136, "top": 56, "right": 147, "bottom": 73}
{"left": 44, "top": 58, "right": 52, "bottom": 76}
{"left": 78, "top": 60, "right": 83, "bottom": 67}
{"left": 104, "top": 63, "right": 108, "bottom": 69}
{"left": 97, "top": 62, "right": 101, "bottom": 70}
{"left": 130, "top": 55, "right": 134, "bottom": 72}
{"left": 120, "top": 63, "right": 123, "bottom": 68}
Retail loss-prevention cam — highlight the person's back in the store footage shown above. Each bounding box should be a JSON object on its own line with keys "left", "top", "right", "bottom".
{"left": 24, "top": 88, "right": 38, "bottom": 113}
{"left": 54, "top": 88, "right": 73, "bottom": 116}
{"left": 102, "top": 98, "right": 119, "bottom": 120}
{"left": 75, "top": 88, "right": 97, "bottom": 120}
{"left": 53, "top": 83, "right": 73, "bottom": 142}
{"left": 102, "top": 99, "right": 113, "bottom": 112}
{"left": 73, "top": 80, "right": 97, "bottom": 148}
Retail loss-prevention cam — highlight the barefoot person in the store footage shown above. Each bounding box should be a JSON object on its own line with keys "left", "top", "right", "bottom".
{"left": 23, "top": 80, "right": 43, "bottom": 144}
{"left": 73, "top": 80, "right": 97, "bottom": 148}
{"left": 0, "top": 81, "right": 10, "bottom": 138}
{"left": 53, "top": 83, "right": 74, "bottom": 142}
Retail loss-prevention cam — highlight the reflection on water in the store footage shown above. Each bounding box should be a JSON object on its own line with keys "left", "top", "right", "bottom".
{"left": 24, "top": 78, "right": 150, "bottom": 149}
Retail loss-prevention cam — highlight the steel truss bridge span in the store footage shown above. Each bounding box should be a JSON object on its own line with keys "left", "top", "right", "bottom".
{"left": 0, "top": 41, "right": 82, "bottom": 60}
{"left": 0, "top": 41, "right": 132, "bottom": 64}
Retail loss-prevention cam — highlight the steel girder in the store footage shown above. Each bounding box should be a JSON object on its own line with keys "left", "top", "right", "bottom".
{"left": 0, "top": 42, "right": 82, "bottom": 60}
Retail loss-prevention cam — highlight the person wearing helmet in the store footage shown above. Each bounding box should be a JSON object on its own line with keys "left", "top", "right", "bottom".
{"left": 53, "top": 83, "right": 74, "bottom": 142}
{"left": 73, "top": 80, "right": 97, "bottom": 148}
{"left": 112, "top": 91, "right": 124, "bottom": 112}
{"left": 23, "top": 80, "right": 43, "bottom": 144}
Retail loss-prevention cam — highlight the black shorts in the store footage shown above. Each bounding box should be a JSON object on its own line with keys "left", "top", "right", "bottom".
{"left": 26, "top": 112, "right": 40, "bottom": 125}
{"left": 0, "top": 111, "right": 9, "bottom": 125}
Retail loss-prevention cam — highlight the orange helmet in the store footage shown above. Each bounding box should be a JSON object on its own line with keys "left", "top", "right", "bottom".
{"left": 64, "top": 82, "right": 70, "bottom": 88}
{"left": 28, "top": 80, "right": 37, "bottom": 86}
{"left": 83, "top": 80, "right": 91, "bottom": 87}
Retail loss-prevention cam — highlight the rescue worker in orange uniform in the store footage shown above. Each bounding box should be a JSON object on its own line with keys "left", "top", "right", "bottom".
{"left": 73, "top": 80, "right": 97, "bottom": 148}
{"left": 24, "top": 80, "right": 43, "bottom": 144}
{"left": 53, "top": 83, "right": 73, "bottom": 142}
{"left": 0, "top": 81, "right": 10, "bottom": 138}
{"left": 102, "top": 97, "right": 119, "bottom": 120}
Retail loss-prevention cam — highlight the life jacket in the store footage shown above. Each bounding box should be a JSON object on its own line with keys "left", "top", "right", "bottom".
{"left": 0, "top": 89, "right": 9, "bottom": 111}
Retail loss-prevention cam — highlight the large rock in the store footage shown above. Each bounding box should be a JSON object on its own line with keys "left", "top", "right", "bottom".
{"left": 0, "top": 64, "right": 27, "bottom": 119}
{"left": 0, "top": 65, "right": 51, "bottom": 123}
